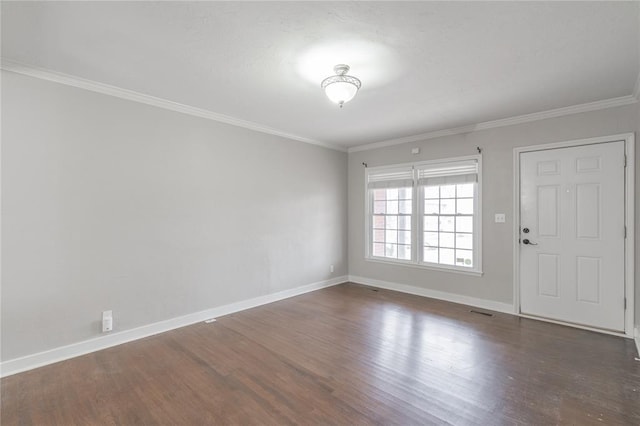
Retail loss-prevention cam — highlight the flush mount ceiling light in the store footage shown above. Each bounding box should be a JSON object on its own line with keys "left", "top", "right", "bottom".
{"left": 321, "top": 64, "right": 361, "bottom": 108}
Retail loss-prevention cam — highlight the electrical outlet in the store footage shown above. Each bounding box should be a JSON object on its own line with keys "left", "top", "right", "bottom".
{"left": 102, "top": 310, "right": 113, "bottom": 333}
{"left": 495, "top": 213, "right": 506, "bottom": 223}
{"left": 330, "top": 264, "right": 334, "bottom": 273}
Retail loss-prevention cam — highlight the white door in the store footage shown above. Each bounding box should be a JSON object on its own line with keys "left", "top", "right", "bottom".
{"left": 519, "top": 141, "right": 625, "bottom": 332}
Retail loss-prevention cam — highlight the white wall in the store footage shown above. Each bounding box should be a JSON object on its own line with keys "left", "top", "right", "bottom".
{"left": 1, "top": 68, "right": 637, "bottom": 365}
{"left": 1, "top": 71, "right": 348, "bottom": 361}
{"left": 349, "top": 104, "right": 638, "bottom": 309}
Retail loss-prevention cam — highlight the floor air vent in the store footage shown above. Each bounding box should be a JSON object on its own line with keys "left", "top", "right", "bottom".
{"left": 470, "top": 310, "right": 493, "bottom": 317}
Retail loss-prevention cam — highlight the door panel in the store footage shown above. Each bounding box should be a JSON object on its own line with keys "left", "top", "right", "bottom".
{"left": 537, "top": 185, "right": 559, "bottom": 237}
{"left": 519, "top": 141, "right": 625, "bottom": 332}
{"left": 576, "top": 256, "right": 599, "bottom": 303}
{"left": 537, "top": 254, "right": 559, "bottom": 297}
{"left": 575, "top": 183, "right": 600, "bottom": 238}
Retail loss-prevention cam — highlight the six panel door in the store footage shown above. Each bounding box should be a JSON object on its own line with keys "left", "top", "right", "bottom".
{"left": 519, "top": 141, "right": 625, "bottom": 332}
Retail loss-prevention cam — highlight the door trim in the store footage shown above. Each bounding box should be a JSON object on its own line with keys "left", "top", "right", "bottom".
{"left": 513, "top": 133, "right": 635, "bottom": 337}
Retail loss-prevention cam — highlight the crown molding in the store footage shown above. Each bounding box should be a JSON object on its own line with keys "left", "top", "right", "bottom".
{"left": 348, "top": 95, "right": 638, "bottom": 153}
{"left": 0, "top": 58, "right": 347, "bottom": 153}
{"left": 4, "top": 58, "right": 635, "bottom": 156}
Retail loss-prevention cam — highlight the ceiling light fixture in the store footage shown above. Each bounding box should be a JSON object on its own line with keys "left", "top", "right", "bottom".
{"left": 321, "top": 64, "right": 361, "bottom": 108}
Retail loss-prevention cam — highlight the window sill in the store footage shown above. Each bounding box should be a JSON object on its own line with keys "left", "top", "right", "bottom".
{"left": 365, "top": 257, "right": 484, "bottom": 277}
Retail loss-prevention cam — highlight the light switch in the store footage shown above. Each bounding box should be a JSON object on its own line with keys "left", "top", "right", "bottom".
{"left": 495, "top": 213, "right": 506, "bottom": 223}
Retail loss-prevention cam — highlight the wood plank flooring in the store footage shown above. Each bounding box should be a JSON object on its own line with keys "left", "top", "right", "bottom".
{"left": 2, "top": 283, "right": 639, "bottom": 425}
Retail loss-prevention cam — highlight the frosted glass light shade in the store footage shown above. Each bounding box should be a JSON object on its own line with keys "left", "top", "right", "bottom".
{"left": 321, "top": 64, "right": 361, "bottom": 107}
{"left": 324, "top": 81, "right": 358, "bottom": 105}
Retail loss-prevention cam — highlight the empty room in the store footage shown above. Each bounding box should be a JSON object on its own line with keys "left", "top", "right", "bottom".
{"left": 2, "top": 1, "right": 640, "bottom": 424}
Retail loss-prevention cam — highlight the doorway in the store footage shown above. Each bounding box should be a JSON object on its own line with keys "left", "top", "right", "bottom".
{"left": 514, "top": 134, "right": 635, "bottom": 335}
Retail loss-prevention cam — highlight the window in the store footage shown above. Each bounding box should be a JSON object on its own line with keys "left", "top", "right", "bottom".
{"left": 366, "top": 156, "right": 481, "bottom": 274}
{"left": 372, "top": 186, "right": 412, "bottom": 260}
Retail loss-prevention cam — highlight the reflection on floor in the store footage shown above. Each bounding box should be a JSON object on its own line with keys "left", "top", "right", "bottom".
{"left": 2, "top": 283, "right": 639, "bottom": 424}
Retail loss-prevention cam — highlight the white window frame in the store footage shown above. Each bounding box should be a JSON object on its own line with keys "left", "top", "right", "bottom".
{"left": 365, "top": 154, "right": 482, "bottom": 276}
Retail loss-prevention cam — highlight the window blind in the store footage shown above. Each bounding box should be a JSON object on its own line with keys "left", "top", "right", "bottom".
{"left": 417, "top": 159, "right": 478, "bottom": 186}
{"left": 366, "top": 166, "right": 414, "bottom": 189}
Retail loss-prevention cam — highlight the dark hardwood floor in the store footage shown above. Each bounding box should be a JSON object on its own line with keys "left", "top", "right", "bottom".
{"left": 2, "top": 283, "right": 639, "bottom": 425}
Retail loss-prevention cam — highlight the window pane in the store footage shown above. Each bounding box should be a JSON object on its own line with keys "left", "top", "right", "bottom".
{"left": 386, "top": 188, "right": 399, "bottom": 200}
{"left": 424, "top": 232, "right": 439, "bottom": 247}
{"left": 385, "top": 244, "right": 397, "bottom": 258}
{"left": 423, "top": 216, "right": 438, "bottom": 231}
{"left": 398, "top": 244, "right": 411, "bottom": 260}
{"left": 457, "top": 183, "right": 474, "bottom": 198}
{"left": 386, "top": 216, "right": 398, "bottom": 229}
{"left": 440, "top": 199, "right": 455, "bottom": 214}
{"left": 456, "top": 249, "right": 473, "bottom": 267}
{"left": 373, "top": 229, "right": 385, "bottom": 243}
{"left": 440, "top": 248, "right": 455, "bottom": 265}
{"left": 439, "top": 216, "right": 455, "bottom": 232}
{"left": 456, "top": 233, "right": 473, "bottom": 249}
{"left": 373, "top": 189, "right": 387, "bottom": 201}
{"left": 457, "top": 198, "right": 473, "bottom": 215}
{"left": 424, "top": 199, "right": 439, "bottom": 214}
{"left": 398, "top": 187, "right": 412, "bottom": 199}
{"left": 373, "top": 243, "right": 385, "bottom": 256}
{"left": 387, "top": 200, "right": 398, "bottom": 214}
{"left": 441, "top": 185, "right": 456, "bottom": 198}
{"left": 423, "top": 246, "right": 438, "bottom": 263}
{"left": 456, "top": 216, "right": 473, "bottom": 233}
{"left": 398, "top": 216, "right": 412, "bottom": 230}
{"left": 424, "top": 186, "right": 439, "bottom": 199}
{"left": 398, "top": 230, "right": 411, "bottom": 244}
{"left": 385, "top": 230, "right": 397, "bottom": 244}
{"left": 440, "top": 232, "right": 454, "bottom": 248}
{"left": 373, "top": 215, "right": 385, "bottom": 229}
{"left": 374, "top": 201, "right": 386, "bottom": 214}
{"left": 399, "top": 200, "right": 412, "bottom": 214}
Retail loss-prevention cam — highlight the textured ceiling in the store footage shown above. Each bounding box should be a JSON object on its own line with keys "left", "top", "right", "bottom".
{"left": 2, "top": 1, "right": 639, "bottom": 149}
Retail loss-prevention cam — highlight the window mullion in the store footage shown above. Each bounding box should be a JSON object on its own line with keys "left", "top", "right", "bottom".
{"left": 453, "top": 187, "right": 458, "bottom": 257}
{"left": 474, "top": 182, "right": 479, "bottom": 268}
{"left": 415, "top": 183, "right": 422, "bottom": 264}
{"left": 437, "top": 191, "right": 442, "bottom": 265}
{"left": 367, "top": 189, "right": 372, "bottom": 258}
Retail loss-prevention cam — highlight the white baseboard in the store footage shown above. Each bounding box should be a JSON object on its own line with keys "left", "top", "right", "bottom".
{"left": 348, "top": 275, "right": 514, "bottom": 314}
{"left": 635, "top": 327, "right": 640, "bottom": 358}
{"left": 0, "top": 276, "right": 347, "bottom": 378}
